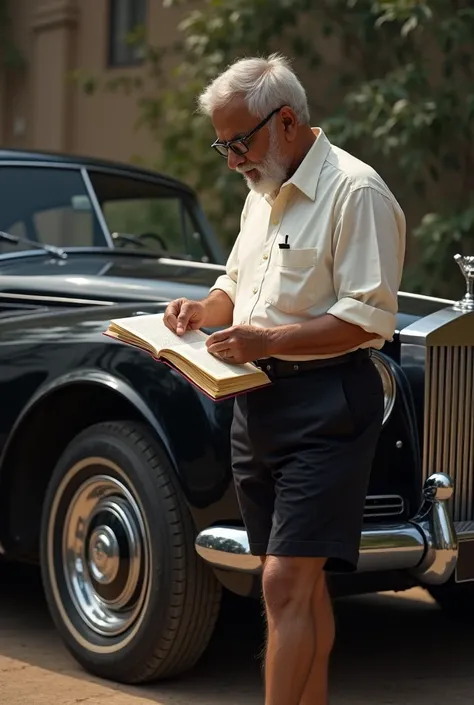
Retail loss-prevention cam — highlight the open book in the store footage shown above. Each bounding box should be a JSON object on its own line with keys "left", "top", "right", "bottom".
{"left": 103, "top": 312, "right": 271, "bottom": 400}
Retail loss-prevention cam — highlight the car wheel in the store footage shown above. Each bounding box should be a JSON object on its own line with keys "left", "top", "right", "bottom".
{"left": 40, "top": 420, "right": 222, "bottom": 684}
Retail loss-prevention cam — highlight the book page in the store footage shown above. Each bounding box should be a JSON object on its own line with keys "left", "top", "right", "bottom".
{"left": 110, "top": 312, "right": 207, "bottom": 353}
{"left": 110, "top": 311, "right": 261, "bottom": 381}
{"left": 168, "top": 342, "right": 260, "bottom": 380}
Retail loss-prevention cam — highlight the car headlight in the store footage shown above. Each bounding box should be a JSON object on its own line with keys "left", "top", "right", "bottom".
{"left": 371, "top": 352, "right": 396, "bottom": 425}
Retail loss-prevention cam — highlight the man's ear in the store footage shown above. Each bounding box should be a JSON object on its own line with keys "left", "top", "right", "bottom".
{"left": 279, "top": 106, "right": 298, "bottom": 141}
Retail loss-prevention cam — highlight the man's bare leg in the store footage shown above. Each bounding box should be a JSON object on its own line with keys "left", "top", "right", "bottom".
{"left": 262, "top": 555, "right": 326, "bottom": 705}
{"left": 299, "top": 573, "right": 335, "bottom": 705}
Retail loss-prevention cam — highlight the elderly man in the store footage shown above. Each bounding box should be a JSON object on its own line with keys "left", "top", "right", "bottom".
{"left": 164, "top": 54, "right": 406, "bottom": 705}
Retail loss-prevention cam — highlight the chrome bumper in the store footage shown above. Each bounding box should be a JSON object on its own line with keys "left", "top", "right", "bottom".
{"left": 195, "top": 473, "right": 458, "bottom": 586}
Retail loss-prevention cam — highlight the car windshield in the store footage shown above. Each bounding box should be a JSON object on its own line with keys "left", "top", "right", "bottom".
{"left": 0, "top": 165, "right": 212, "bottom": 262}
{"left": 88, "top": 170, "right": 211, "bottom": 261}
{"left": 0, "top": 166, "right": 107, "bottom": 256}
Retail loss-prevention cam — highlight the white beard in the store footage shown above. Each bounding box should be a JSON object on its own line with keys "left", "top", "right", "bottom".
{"left": 237, "top": 127, "right": 291, "bottom": 196}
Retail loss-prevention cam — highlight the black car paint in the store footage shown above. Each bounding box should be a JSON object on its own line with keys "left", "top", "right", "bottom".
{"left": 0, "top": 251, "right": 424, "bottom": 560}
{"left": 0, "top": 149, "right": 433, "bottom": 582}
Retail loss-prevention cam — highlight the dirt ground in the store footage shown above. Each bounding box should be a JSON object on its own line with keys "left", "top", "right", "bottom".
{"left": 0, "top": 562, "right": 473, "bottom": 705}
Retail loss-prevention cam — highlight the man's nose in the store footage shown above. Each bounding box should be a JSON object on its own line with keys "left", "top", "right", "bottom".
{"left": 227, "top": 149, "right": 246, "bottom": 170}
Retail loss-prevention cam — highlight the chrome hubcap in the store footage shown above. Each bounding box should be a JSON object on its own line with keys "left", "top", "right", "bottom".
{"left": 88, "top": 525, "right": 119, "bottom": 585}
{"left": 62, "top": 472, "right": 150, "bottom": 637}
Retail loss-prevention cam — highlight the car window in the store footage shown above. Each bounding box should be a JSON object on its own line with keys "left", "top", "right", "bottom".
{"left": 89, "top": 170, "right": 211, "bottom": 261}
{"left": 0, "top": 166, "right": 108, "bottom": 254}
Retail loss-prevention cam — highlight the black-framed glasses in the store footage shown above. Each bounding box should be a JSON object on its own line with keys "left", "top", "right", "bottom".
{"left": 211, "top": 106, "right": 284, "bottom": 158}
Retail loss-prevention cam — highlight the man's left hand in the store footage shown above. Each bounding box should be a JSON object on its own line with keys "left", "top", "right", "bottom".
{"left": 206, "top": 325, "right": 270, "bottom": 364}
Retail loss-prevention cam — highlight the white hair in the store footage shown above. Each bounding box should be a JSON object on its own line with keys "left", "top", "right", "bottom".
{"left": 197, "top": 53, "right": 310, "bottom": 125}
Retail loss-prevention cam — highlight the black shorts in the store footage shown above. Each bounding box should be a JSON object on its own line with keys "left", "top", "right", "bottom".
{"left": 230, "top": 350, "right": 384, "bottom": 573}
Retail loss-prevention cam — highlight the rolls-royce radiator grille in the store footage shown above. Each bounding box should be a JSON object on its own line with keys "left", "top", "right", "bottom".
{"left": 423, "top": 345, "right": 474, "bottom": 521}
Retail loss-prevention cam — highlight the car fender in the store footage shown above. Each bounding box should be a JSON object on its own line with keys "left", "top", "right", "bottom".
{"left": 0, "top": 367, "right": 179, "bottom": 478}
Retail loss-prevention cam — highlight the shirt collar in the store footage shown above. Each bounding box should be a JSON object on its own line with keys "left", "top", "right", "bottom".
{"left": 282, "top": 127, "right": 331, "bottom": 201}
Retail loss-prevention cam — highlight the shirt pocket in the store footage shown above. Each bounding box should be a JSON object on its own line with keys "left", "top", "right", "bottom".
{"left": 264, "top": 247, "right": 319, "bottom": 314}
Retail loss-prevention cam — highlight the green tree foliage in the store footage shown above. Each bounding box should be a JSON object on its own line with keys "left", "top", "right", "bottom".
{"left": 79, "top": 0, "right": 474, "bottom": 297}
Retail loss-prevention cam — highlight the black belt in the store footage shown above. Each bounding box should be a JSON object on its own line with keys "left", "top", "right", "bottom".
{"left": 254, "top": 349, "right": 370, "bottom": 378}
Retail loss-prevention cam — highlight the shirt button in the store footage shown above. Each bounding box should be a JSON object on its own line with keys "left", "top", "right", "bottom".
{"left": 253, "top": 287, "right": 258, "bottom": 294}
{"left": 272, "top": 218, "right": 279, "bottom": 225}
{"left": 263, "top": 254, "right": 268, "bottom": 260}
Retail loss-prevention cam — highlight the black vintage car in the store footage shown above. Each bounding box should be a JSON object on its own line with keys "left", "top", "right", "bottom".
{"left": 0, "top": 149, "right": 473, "bottom": 684}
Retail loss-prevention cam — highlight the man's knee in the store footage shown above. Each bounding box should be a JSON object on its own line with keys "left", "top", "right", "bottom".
{"left": 262, "top": 555, "right": 326, "bottom": 616}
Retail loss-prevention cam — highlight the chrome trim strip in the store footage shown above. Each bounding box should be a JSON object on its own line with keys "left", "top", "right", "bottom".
{"left": 156, "top": 257, "right": 226, "bottom": 271}
{"left": 80, "top": 168, "right": 114, "bottom": 247}
{"left": 0, "top": 292, "right": 115, "bottom": 306}
{"left": 364, "top": 509, "right": 404, "bottom": 518}
{"left": 398, "top": 291, "right": 455, "bottom": 305}
{"left": 0, "top": 159, "right": 193, "bottom": 194}
{"left": 0, "top": 160, "right": 83, "bottom": 169}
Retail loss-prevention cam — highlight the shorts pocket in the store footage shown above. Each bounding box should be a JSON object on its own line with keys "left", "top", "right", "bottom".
{"left": 264, "top": 247, "right": 319, "bottom": 313}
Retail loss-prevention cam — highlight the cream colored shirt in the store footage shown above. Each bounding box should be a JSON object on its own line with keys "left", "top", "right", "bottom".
{"left": 210, "top": 128, "right": 406, "bottom": 361}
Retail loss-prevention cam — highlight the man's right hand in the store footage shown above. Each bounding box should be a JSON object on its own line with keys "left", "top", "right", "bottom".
{"left": 163, "top": 298, "right": 205, "bottom": 336}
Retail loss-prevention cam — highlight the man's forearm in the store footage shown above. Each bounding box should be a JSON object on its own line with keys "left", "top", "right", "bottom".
{"left": 201, "top": 289, "right": 234, "bottom": 327}
{"left": 266, "top": 314, "right": 381, "bottom": 356}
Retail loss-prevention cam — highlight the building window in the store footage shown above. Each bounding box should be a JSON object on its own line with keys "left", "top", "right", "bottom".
{"left": 108, "top": 0, "right": 147, "bottom": 67}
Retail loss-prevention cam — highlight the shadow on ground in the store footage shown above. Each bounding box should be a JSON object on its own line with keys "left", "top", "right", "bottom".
{"left": 0, "top": 560, "right": 473, "bottom": 704}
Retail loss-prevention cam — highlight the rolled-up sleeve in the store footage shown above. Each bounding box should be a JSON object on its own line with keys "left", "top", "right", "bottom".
{"left": 327, "top": 185, "right": 406, "bottom": 341}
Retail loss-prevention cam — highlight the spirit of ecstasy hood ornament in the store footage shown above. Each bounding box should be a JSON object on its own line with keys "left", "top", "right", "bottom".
{"left": 454, "top": 254, "right": 474, "bottom": 311}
